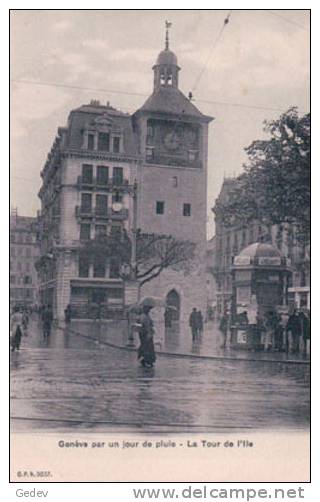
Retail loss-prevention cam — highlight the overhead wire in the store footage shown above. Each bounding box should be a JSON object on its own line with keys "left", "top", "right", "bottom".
{"left": 11, "top": 77, "right": 286, "bottom": 113}
{"left": 191, "top": 10, "right": 232, "bottom": 94}
{"left": 264, "top": 10, "right": 309, "bottom": 31}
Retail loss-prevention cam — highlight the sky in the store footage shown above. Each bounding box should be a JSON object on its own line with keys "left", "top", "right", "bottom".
{"left": 10, "top": 9, "right": 310, "bottom": 238}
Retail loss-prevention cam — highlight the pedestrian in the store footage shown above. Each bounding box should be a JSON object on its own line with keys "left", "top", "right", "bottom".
{"left": 263, "top": 311, "right": 277, "bottom": 351}
{"left": 137, "top": 305, "right": 156, "bottom": 368}
{"left": 197, "top": 310, "right": 204, "bottom": 337}
{"left": 10, "top": 307, "right": 23, "bottom": 352}
{"left": 286, "top": 309, "right": 301, "bottom": 353}
{"left": 22, "top": 310, "right": 29, "bottom": 332}
{"left": 64, "top": 304, "right": 72, "bottom": 324}
{"left": 219, "top": 310, "right": 229, "bottom": 348}
{"left": 42, "top": 305, "right": 53, "bottom": 339}
{"left": 189, "top": 308, "right": 198, "bottom": 341}
{"left": 299, "top": 309, "right": 310, "bottom": 355}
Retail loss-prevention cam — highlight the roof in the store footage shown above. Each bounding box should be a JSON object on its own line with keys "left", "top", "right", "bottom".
{"left": 155, "top": 49, "right": 178, "bottom": 66}
{"left": 238, "top": 242, "right": 282, "bottom": 259}
{"left": 136, "top": 87, "right": 211, "bottom": 120}
{"left": 66, "top": 104, "right": 139, "bottom": 156}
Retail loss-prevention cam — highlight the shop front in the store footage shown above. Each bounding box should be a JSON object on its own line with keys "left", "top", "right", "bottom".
{"left": 70, "top": 280, "right": 124, "bottom": 319}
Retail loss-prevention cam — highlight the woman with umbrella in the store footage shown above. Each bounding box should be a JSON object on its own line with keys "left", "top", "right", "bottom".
{"left": 136, "top": 298, "right": 157, "bottom": 368}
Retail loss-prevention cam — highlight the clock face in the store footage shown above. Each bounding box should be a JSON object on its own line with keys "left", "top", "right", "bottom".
{"left": 163, "top": 131, "right": 181, "bottom": 151}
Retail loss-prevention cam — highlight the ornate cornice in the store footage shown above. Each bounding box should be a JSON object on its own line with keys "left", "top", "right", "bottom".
{"left": 61, "top": 148, "right": 141, "bottom": 164}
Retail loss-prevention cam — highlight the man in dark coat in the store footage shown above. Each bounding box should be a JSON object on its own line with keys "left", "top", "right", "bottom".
{"left": 42, "top": 305, "right": 53, "bottom": 339}
{"left": 137, "top": 305, "right": 156, "bottom": 368}
{"left": 219, "top": 311, "right": 229, "bottom": 348}
{"left": 299, "top": 309, "right": 310, "bottom": 355}
{"left": 189, "top": 308, "right": 198, "bottom": 341}
{"left": 286, "top": 309, "right": 302, "bottom": 353}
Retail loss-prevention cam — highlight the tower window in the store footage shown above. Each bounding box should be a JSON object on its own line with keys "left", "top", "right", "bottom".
{"left": 172, "top": 176, "right": 178, "bottom": 187}
{"left": 160, "top": 73, "right": 166, "bottom": 85}
{"left": 183, "top": 203, "right": 191, "bottom": 217}
{"left": 167, "top": 74, "right": 173, "bottom": 85}
{"left": 156, "top": 201, "right": 165, "bottom": 215}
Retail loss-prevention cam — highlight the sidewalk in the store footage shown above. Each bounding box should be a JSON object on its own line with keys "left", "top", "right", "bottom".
{"left": 64, "top": 319, "right": 310, "bottom": 365}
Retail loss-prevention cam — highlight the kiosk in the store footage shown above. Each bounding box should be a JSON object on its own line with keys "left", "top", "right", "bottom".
{"left": 230, "top": 242, "right": 291, "bottom": 350}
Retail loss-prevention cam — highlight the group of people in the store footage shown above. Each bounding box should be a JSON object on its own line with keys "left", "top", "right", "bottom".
{"left": 257, "top": 308, "right": 310, "bottom": 353}
{"left": 188, "top": 308, "right": 204, "bottom": 341}
{"left": 218, "top": 306, "right": 310, "bottom": 354}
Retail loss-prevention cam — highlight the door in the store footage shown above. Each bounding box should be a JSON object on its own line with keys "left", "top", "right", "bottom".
{"left": 166, "top": 289, "right": 180, "bottom": 321}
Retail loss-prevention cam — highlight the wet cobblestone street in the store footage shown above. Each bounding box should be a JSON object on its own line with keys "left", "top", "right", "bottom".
{"left": 10, "top": 318, "right": 310, "bottom": 433}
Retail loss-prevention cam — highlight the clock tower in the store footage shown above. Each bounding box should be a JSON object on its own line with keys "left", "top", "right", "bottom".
{"left": 132, "top": 24, "right": 213, "bottom": 327}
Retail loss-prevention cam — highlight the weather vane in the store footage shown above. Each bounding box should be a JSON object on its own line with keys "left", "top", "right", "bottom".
{"left": 165, "top": 20, "right": 172, "bottom": 50}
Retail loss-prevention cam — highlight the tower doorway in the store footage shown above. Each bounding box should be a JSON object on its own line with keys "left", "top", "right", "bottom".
{"left": 166, "top": 289, "right": 180, "bottom": 321}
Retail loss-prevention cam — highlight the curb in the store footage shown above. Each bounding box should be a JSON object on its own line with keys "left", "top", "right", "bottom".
{"left": 59, "top": 325, "right": 310, "bottom": 366}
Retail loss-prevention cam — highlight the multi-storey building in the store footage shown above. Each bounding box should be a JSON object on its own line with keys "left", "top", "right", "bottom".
{"left": 37, "top": 101, "right": 139, "bottom": 319}
{"left": 38, "top": 29, "right": 212, "bottom": 323}
{"left": 10, "top": 211, "right": 39, "bottom": 308}
{"left": 211, "top": 178, "right": 310, "bottom": 316}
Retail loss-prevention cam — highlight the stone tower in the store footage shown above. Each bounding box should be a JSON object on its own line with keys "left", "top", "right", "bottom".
{"left": 132, "top": 24, "right": 213, "bottom": 329}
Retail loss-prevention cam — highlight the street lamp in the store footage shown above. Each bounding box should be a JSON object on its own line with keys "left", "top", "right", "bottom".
{"left": 125, "top": 179, "right": 139, "bottom": 347}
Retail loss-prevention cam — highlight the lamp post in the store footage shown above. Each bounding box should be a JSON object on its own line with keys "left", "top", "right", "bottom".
{"left": 131, "top": 179, "right": 138, "bottom": 281}
{"left": 125, "top": 179, "right": 139, "bottom": 347}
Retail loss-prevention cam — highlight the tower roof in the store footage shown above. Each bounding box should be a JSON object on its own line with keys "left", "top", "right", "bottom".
{"left": 137, "top": 86, "right": 207, "bottom": 119}
{"left": 155, "top": 48, "right": 178, "bottom": 67}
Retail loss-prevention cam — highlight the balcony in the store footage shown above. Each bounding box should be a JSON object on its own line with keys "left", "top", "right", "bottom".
{"left": 77, "top": 176, "right": 130, "bottom": 190}
{"left": 75, "top": 206, "right": 129, "bottom": 220}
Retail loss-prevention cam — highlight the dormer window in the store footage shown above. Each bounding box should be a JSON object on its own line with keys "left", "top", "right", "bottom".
{"left": 87, "top": 133, "right": 95, "bottom": 150}
{"left": 113, "top": 136, "right": 120, "bottom": 153}
{"left": 98, "top": 132, "right": 110, "bottom": 151}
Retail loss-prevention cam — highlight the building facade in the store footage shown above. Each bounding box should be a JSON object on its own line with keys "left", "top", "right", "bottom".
{"left": 211, "top": 178, "right": 310, "bottom": 317}
{"left": 37, "top": 31, "right": 212, "bottom": 323}
{"left": 10, "top": 211, "right": 39, "bottom": 308}
{"left": 37, "top": 102, "right": 139, "bottom": 319}
{"left": 132, "top": 34, "right": 212, "bottom": 322}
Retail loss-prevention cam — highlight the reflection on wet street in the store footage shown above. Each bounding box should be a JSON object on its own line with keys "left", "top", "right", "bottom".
{"left": 10, "top": 319, "right": 310, "bottom": 433}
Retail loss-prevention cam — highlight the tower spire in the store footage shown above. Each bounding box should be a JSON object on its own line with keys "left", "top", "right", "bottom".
{"left": 165, "top": 20, "right": 172, "bottom": 50}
